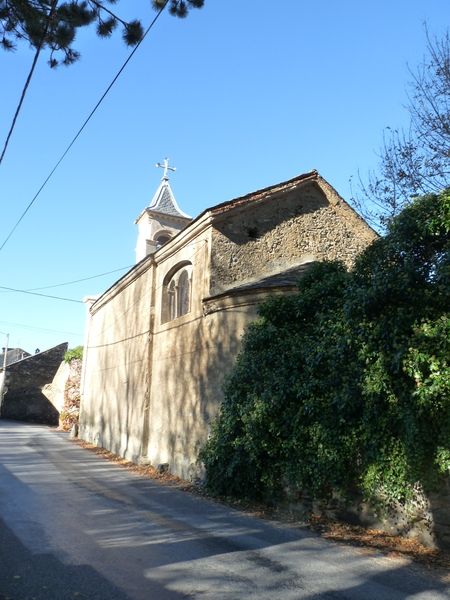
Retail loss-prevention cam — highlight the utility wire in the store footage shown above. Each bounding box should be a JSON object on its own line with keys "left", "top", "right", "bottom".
{"left": 0, "top": 1, "right": 168, "bottom": 254}
{"left": 0, "top": 237, "right": 206, "bottom": 306}
{"left": 0, "top": 0, "right": 58, "bottom": 166}
{"left": 0, "top": 319, "right": 82, "bottom": 336}
{"left": 0, "top": 285, "right": 83, "bottom": 303}
{"left": 0, "top": 265, "right": 133, "bottom": 295}
{"left": 27, "top": 264, "right": 133, "bottom": 291}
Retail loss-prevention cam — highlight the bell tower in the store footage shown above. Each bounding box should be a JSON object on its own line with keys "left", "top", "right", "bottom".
{"left": 135, "top": 158, "right": 192, "bottom": 263}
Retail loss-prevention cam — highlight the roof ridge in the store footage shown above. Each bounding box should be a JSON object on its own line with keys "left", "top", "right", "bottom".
{"left": 208, "top": 170, "right": 319, "bottom": 216}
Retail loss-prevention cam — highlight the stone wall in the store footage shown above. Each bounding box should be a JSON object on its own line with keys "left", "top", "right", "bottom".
{"left": 281, "top": 478, "right": 450, "bottom": 550}
{"left": 43, "top": 357, "right": 82, "bottom": 430}
{"left": 79, "top": 263, "right": 154, "bottom": 463}
{"left": 0, "top": 343, "right": 68, "bottom": 425}
{"left": 210, "top": 181, "right": 376, "bottom": 296}
{"left": 429, "top": 480, "right": 450, "bottom": 550}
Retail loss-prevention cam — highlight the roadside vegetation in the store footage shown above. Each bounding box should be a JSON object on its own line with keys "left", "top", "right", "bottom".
{"left": 200, "top": 191, "right": 450, "bottom": 515}
{"left": 60, "top": 345, "right": 83, "bottom": 431}
{"left": 64, "top": 345, "right": 83, "bottom": 363}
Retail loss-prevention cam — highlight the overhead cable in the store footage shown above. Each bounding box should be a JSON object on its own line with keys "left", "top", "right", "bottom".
{"left": 0, "top": 265, "right": 133, "bottom": 295}
{"left": 0, "top": 285, "right": 83, "bottom": 303}
{"left": 0, "top": 1, "right": 168, "bottom": 254}
{"left": 0, "top": 319, "right": 82, "bottom": 336}
{"left": 27, "top": 264, "right": 133, "bottom": 291}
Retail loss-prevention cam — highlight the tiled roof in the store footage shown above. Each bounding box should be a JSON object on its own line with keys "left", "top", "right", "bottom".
{"left": 148, "top": 180, "right": 191, "bottom": 219}
{"left": 219, "top": 263, "right": 314, "bottom": 296}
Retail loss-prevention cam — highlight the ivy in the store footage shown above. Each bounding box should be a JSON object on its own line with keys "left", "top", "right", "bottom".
{"left": 200, "top": 190, "right": 450, "bottom": 510}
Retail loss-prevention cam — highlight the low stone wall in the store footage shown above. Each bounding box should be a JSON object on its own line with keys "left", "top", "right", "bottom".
{"left": 0, "top": 343, "right": 68, "bottom": 425}
{"left": 280, "top": 479, "right": 450, "bottom": 550}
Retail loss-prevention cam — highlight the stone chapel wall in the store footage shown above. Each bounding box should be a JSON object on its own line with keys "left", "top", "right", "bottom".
{"left": 145, "top": 229, "right": 213, "bottom": 478}
{"left": 147, "top": 299, "right": 259, "bottom": 480}
{"left": 209, "top": 181, "right": 377, "bottom": 296}
{"left": 79, "top": 177, "right": 378, "bottom": 480}
{"left": 79, "top": 264, "right": 154, "bottom": 462}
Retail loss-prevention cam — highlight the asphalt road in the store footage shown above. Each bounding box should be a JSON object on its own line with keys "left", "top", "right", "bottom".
{"left": 0, "top": 421, "right": 448, "bottom": 600}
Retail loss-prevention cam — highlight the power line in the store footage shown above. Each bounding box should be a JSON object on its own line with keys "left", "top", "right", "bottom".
{"left": 0, "top": 320, "right": 82, "bottom": 337}
{"left": 0, "top": 0, "right": 58, "bottom": 166}
{"left": 0, "top": 1, "right": 168, "bottom": 254}
{"left": 0, "top": 238, "right": 206, "bottom": 306}
{"left": 0, "top": 265, "right": 133, "bottom": 296}
{"left": 27, "top": 265, "right": 133, "bottom": 291}
{"left": 0, "top": 285, "right": 83, "bottom": 303}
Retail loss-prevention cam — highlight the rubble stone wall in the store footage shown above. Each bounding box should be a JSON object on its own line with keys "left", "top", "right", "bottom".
{"left": 0, "top": 343, "right": 68, "bottom": 425}
{"left": 210, "top": 182, "right": 377, "bottom": 296}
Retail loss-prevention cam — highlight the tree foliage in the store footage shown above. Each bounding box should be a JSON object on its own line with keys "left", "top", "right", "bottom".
{"left": 200, "top": 190, "right": 450, "bottom": 510}
{"left": 355, "top": 29, "right": 450, "bottom": 228}
{"left": 0, "top": 0, "right": 204, "bottom": 67}
{"left": 64, "top": 345, "right": 83, "bottom": 362}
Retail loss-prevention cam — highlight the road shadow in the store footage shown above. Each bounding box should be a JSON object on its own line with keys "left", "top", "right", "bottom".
{"left": 0, "top": 516, "right": 188, "bottom": 600}
{"left": 0, "top": 422, "right": 448, "bottom": 599}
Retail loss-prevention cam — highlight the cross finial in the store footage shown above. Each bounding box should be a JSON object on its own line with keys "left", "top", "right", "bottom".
{"left": 155, "top": 157, "right": 176, "bottom": 181}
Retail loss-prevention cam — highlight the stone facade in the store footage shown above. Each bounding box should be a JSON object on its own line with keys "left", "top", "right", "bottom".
{"left": 80, "top": 171, "right": 377, "bottom": 479}
{"left": 281, "top": 478, "right": 450, "bottom": 550}
{"left": 0, "top": 343, "right": 68, "bottom": 425}
{"left": 209, "top": 178, "right": 374, "bottom": 295}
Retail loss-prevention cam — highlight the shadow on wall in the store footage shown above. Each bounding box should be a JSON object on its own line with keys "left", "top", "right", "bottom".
{"left": 1, "top": 390, "right": 59, "bottom": 425}
{"left": 153, "top": 306, "right": 246, "bottom": 479}
{"left": 0, "top": 343, "right": 68, "bottom": 426}
{"left": 82, "top": 279, "right": 151, "bottom": 462}
{"left": 213, "top": 184, "right": 328, "bottom": 246}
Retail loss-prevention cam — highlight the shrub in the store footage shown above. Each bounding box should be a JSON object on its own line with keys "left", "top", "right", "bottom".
{"left": 64, "top": 345, "right": 83, "bottom": 363}
{"left": 200, "top": 191, "right": 450, "bottom": 509}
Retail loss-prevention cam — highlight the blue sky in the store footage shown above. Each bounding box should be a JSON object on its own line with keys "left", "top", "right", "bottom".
{"left": 0, "top": 0, "right": 448, "bottom": 353}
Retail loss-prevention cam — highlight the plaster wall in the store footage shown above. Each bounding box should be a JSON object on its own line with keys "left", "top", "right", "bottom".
{"left": 145, "top": 228, "right": 212, "bottom": 477}
{"left": 80, "top": 222, "right": 263, "bottom": 480}
{"left": 147, "top": 286, "right": 258, "bottom": 479}
{"left": 79, "top": 265, "right": 154, "bottom": 461}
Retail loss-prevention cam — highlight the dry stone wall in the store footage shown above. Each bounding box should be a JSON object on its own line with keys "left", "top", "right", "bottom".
{"left": 281, "top": 478, "right": 450, "bottom": 550}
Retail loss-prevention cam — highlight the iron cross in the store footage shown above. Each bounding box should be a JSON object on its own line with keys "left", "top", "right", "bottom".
{"left": 155, "top": 157, "right": 176, "bottom": 180}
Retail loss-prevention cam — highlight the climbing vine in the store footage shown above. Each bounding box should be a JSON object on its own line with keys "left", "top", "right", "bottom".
{"left": 200, "top": 191, "right": 450, "bottom": 509}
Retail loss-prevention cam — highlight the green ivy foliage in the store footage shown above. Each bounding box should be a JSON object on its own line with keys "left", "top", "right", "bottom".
{"left": 200, "top": 190, "right": 450, "bottom": 509}
{"left": 64, "top": 345, "right": 83, "bottom": 363}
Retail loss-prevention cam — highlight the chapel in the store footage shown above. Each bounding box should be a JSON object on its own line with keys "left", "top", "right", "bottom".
{"left": 79, "top": 166, "right": 377, "bottom": 479}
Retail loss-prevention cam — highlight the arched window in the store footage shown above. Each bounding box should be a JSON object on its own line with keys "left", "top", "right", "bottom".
{"left": 168, "top": 279, "right": 176, "bottom": 321}
{"left": 162, "top": 263, "right": 192, "bottom": 323}
{"left": 177, "top": 270, "right": 190, "bottom": 316}
{"left": 155, "top": 234, "right": 171, "bottom": 250}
